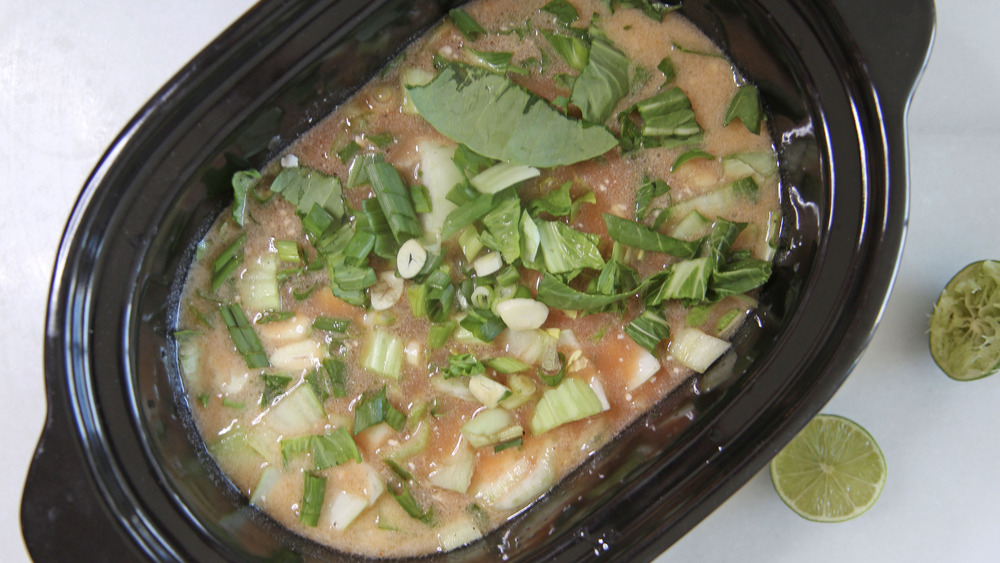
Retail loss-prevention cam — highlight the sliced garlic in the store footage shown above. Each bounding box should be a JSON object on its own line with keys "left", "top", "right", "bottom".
{"left": 370, "top": 271, "right": 404, "bottom": 311}
{"left": 397, "top": 238, "right": 427, "bottom": 279}
{"left": 496, "top": 298, "right": 549, "bottom": 331}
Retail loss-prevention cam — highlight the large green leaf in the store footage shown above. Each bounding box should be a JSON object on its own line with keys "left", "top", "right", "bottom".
{"left": 407, "top": 62, "right": 618, "bottom": 168}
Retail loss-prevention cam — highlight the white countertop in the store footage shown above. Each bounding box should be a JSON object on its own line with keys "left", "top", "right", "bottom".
{"left": 2, "top": 0, "right": 998, "bottom": 561}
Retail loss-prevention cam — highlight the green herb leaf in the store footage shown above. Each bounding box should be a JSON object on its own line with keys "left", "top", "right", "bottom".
{"left": 624, "top": 309, "right": 671, "bottom": 352}
{"left": 723, "top": 84, "right": 763, "bottom": 134}
{"left": 543, "top": 31, "right": 590, "bottom": 72}
{"left": 270, "top": 165, "right": 345, "bottom": 220}
{"left": 536, "top": 273, "right": 632, "bottom": 312}
{"left": 408, "top": 62, "right": 618, "bottom": 168}
{"left": 570, "top": 38, "right": 630, "bottom": 124}
{"left": 603, "top": 214, "right": 701, "bottom": 258}
{"left": 312, "top": 316, "right": 351, "bottom": 333}
{"left": 231, "top": 169, "right": 261, "bottom": 227}
{"left": 460, "top": 307, "right": 507, "bottom": 342}
{"left": 542, "top": 0, "right": 579, "bottom": 24}
{"left": 448, "top": 8, "right": 486, "bottom": 41}
{"left": 445, "top": 353, "right": 486, "bottom": 379}
{"left": 635, "top": 177, "right": 671, "bottom": 220}
{"left": 311, "top": 427, "right": 362, "bottom": 469}
{"left": 657, "top": 56, "right": 676, "bottom": 83}
{"left": 354, "top": 387, "right": 406, "bottom": 435}
{"left": 537, "top": 220, "right": 606, "bottom": 274}
{"left": 671, "top": 149, "right": 715, "bottom": 171}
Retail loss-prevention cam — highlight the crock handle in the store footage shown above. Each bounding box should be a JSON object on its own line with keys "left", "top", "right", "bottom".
{"left": 831, "top": 0, "right": 936, "bottom": 107}
{"left": 21, "top": 390, "right": 144, "bottom": 562}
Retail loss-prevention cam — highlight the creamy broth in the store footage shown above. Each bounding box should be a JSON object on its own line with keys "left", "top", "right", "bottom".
{"left": 177, "top": 0, "right": 780, "bottom": 557}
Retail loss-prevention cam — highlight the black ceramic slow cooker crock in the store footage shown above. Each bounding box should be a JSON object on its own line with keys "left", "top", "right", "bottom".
{"left": 22, "top": 0, "right": 934, "bottom": 561}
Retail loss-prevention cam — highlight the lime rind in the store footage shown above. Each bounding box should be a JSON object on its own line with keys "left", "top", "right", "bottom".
{"left": 769, "top": 414, "right": 886, "bottom": 523}
{"left": 929, "top": 260, "right": 1000, "bottom": 381}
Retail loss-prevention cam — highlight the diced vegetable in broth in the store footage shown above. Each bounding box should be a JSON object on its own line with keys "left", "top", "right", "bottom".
{"left": 176, "top": 0, "right": 780, "bottom": 557}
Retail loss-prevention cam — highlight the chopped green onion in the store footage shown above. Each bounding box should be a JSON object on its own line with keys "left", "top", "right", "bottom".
{"left": 173, "top": 329, "right": 201, "bottom": 339}
{"left": 484, "top": 356, "right": 530, "bottom": 374}
{"left": 671, "top": 149, "right": 715, "bottom": 172}
{"left": 219, "top": 303, "right": 269, "bottom": 368}
{"left": 368, "top": 132, "right": 395, "bottom": 148}
{"left": 493, "top": 437, "right": 523, "bottom": 453}
{"left": 313, "top": 316, "right": 351, "bottom": 333}
{"left": 428, "top": 320, "right": 457, "bottom": 349}
{"left": 222, "top": 397, "right": 245, "bottom": 409}
{"left": 257, "top": 311, "right": 294, "bottom": 323}
{"left": 387, "top": 480, "right": 435, "bottom": 525}
{"left": 410, "top": 184, "right": 432, "bottom": 214}
{"left": 448, "top": 8, "right": 486, "bottom": 41}
{"left": 211, "top": 234, "right": 246, "bottom": 291}
{"left": 538, "top": 352, "right": 567, "bottom": 386}
{"left": 672, "top": 41, "right": 726, "bottom": 60}
{"left": 275, "top": 240, "right": 303, "bottom": 263}
{"left": 363, "top": 157, "right": 423, "bottom": 243}
{"left": 300, "top": 472, "right": 326, "bottom": 527}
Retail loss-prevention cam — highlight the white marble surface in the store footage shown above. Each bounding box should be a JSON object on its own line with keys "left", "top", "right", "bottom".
{"left": 2, "top": 1, "right": 997, "bottom": 561}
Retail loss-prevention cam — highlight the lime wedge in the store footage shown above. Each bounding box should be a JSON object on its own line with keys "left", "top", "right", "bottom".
{"left": 769, "top": 414, "right": 886, "bottom": 522}
{"left": 929, "top": 259, "right": 1000, "bottom": 381}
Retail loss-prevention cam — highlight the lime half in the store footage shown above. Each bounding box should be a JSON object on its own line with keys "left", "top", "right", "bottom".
{"left": 929, "top": 259, "right": 1000, "bottom": 381}
{"left": 769, "top": 414, "right": 886, "bottom": 522}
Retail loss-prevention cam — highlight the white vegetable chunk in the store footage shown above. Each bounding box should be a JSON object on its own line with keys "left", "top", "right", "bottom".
{"left": 626, "top": 346, "right": 662, "bottom": 391}
{"left": 473, "top": 252, "right": 503, "bottom": 277}
{"left": 669, "top": 327, "right": 732, "bottom": 373}
{"left": 269, "top": 339, "right": 326, "bottom": 372}
{"left": 416, "top": 141, "right": 461, "bottom": 239}
{"left": 496, "top": 298, "right": 549, "bottom": 331}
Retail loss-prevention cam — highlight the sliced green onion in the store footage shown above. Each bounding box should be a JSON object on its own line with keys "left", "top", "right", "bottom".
{"left": 387, "top": 480, "right": 435, "bottom": 525}
{"left": 313, "top": 316, "right": 351, "bottom": 333}
{"left": 483, "top": 356, "right": 530, "bottom": 374}
{"left": 448, "top": 8, "right": 486, "bottom": 41}
{"left": 538, "top": 352, "right": 567, "bottom": 386}
{"left": 671, "top": 149, "right": 715, "bottom": 172}
{"left": 460, "top": 307, "right": 507, "bottom": 343}
{"left": 410, "top": 184, "right": 432, "bottom": 214}
{"left": 211, "top": 234, "right": 246, "bottom": 291}
{"left": 364, "top": 157, "right": 423, "bottom": 243}
{"left": 493, "top": 437, "right": 523, "bottom": 453}
{"left": 275, "top": 240, "right": 303, "bottom": 263}
{"left": 362, "top": 329, "right": 403, "bottom": 380}
{"left": 219, "top": 303, "right": 269, "bottom": 368}
{"left": 428, "top": 320, "right": 457, "bottom": 350}
{"left": 300, "top": 473, "right": 327, "bottom": 527}
{"left": 257, "top": 310, "right": 294, "bottom": 323}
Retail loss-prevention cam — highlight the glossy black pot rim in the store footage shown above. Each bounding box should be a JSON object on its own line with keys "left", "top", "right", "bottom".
{"left": 23, "top": 0, "right": 934, "bottom": 561}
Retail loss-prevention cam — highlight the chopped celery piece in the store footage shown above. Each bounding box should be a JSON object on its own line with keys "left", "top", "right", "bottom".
{"left": 484, "top": 356, "right": 530, "bottom": 374}
{"left": 239, "top": 253, "right": 281, "bottom": 312}
{"left": 530, "top": 378, "right": 604, "bottom": 435}
{"left": 468, "top": 374, "right": 511, "bottom": 408}
{"left": 436, "top": 516, "right": 483, "bottom": 552}
{"left": 671, "top": 209, "right": 712, "bottom": 241}
{"left": 429, "top": 442, "right": 476, "bottom": 493}
{"left": 264, "top": 384, "right": 326, "bottom": 436}
{"left": 384, "top": 420, "right": 431, "bottom": 462}
{"left": 250, "top": 466, "right": 281, "bottom": 505}
{"left": 362, "top": 329, "right": 404, "bottom": 379}
{"left": 300, "top": 472, "right": 327, "bottom": 527}
{"left": 668, "top": 327, "right": 731, "bottom": 373}
{"left": 461, "top": 407, "right": 523, "bottom": 448}
{"left": 470, "top": 163, "right": 540, "bottom": 194}
{"left": 499, "top": 374, "right": 536, "bottom": 410}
